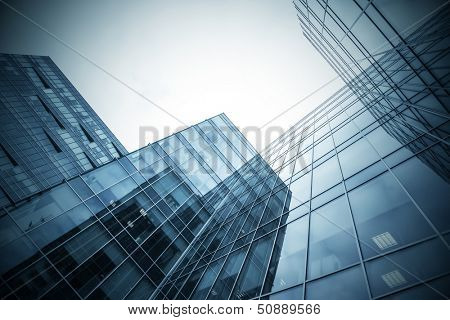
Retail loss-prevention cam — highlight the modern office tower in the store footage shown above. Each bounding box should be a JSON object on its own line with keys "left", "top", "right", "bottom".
{"left": 1, "top": 1, "right": 449, "bottom": 300}
{"left": 294, "top": 0, "right": 449, "bottom": 103}
{"left": 156, "top": 86, "right": 450, "bottom": 300}
{"left": 152, "top": 2, "right": 450, "bottom": 300}
{"left": 294, "top": 0, "right": 450, "bottom": 153}
{"left": 0, "top": 53, "right": 127, "bottom": 208}
{"left": 0, "top": 114, "right": 261, "bottom": 299}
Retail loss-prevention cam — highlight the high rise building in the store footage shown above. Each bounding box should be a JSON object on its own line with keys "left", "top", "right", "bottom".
{"left": 0, "top": 54, "right": 127, "bottom": 208}
{"left": 0, "top": 113, "right": 264, "bottom": 299}
{"left": 152, "top": 1, "right": 450, "bottom": 300}
{"left": 156, "top": 84, "right": 449, "bottom": 300}
{"left": 1, "top": 1, "right": 449, "bottom": 300}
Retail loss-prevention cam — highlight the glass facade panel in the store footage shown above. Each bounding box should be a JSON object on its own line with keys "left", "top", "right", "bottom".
{"left": 1, "top": 1, "right": 449, "bottom": 299}
{"left": 307, "top": 196, "right": 359, "bottom": 279}
{"left": 306, "top": 266, "right": 369, "bottom": 300}
{"left": 365, "top": 238, "right": 450, "bottom": 298}
{"left": 0, "top": 54, "right": 127, "bottom": 207}
{"left": 311, "top": 156, "right": 341, "bottom": 197}
{"left": 263, "top": 215, "right": 308, "bottom": 294}
{"left": 231, "top": 233, "right": 276, "bottom": 299}
{"left": 338, "top": 137, "right": 379, "bottom": 178}
{"left": 348, "top": 172, "right": 434, "bottom": 259}
{"left": 392, "top": 154, "right": 450, "bottom": 232}
{"left": 207, "top": 246, "right": 248, "bottom": 300}
{"left": 267, "top": 285, "right": 303, "bottom": 300}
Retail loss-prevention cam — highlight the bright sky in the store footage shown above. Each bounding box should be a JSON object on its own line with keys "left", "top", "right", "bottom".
{"left": 0, "top": 0, "right": 344, "bottom": 152}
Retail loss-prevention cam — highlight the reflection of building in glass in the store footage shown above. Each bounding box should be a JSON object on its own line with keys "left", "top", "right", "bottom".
{"left": 0, "top": 114, "right": 261, "bottom": 299}
{"left": 154, "top": 2, "right": 450, "bottom": 300}
{"left": 1, "top": 1, "right": 449, "bottom": 300}
{"left": 0, "top": 54, "right": 127, "bottom": 208}
{"left": 295, "top": 1, "right": 450, "bottom": 180}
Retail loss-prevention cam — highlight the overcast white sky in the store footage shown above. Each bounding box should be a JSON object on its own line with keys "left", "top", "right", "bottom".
{"left": 0, "top": 0, "right": 343, "bottom": 152}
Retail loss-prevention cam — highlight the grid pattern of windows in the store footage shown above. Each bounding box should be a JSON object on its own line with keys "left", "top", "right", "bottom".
{"left": 152, "top": 3, "right": 450, "bottom": 300}
{"left": 0, "top": 1, "right": 449, "bottom": 300}
{"left": 0, "top": 54, "right": 127, "bottom": 207}
{"left": 0, "top": 114, "right": 258, "bottom": 299}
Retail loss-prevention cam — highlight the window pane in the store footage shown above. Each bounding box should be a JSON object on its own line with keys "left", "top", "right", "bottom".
{"left": 83, "top": 161, "right": 128, "bottom": 194}
{"left": 179, "top": 267, "right": 204, "bottom": 299}
{"left": 0, "top": 214, "right": 22, "bottom": 247}
{"left": 0, "top": 235, "right": 40, "bottom": 277}
{"left": 207, "top": 246, "right": 248, "bottom": 299}
{"left": 312, "top": 156, "right": 341, "bottom": 197}
{"left": 125, "top": 277, "right": 156, "bottom": 300}
{"left": 348, "top": 171, "right": 434, "bottom": 259}
{"left": 313, "top": 136, "right": 334, "bottom": 161}
{"left": 306, "top": 266, "right": 369, "bottom": 299}
{"left": 156, "top": 236, "right": 188, "bottom": 273}
{"left": 231, "top": 232, "right": 276, "bottom": 299}
{"left": 338, "top": 137, "right": 379, "bottom": 178}
{"left": 67, "top": 240, "right": 126, "bottom": 298}
{"left": 268, "top": 285, "right": 303, "bottom": 300}
{"left": 392, "top": 152, "right": 450, "bottom": 232}
{"left": 29, "top": 204, "right": 94, "bottom": 250}
{"left": 47, "top": 222, "right": 111, "bottom": 276}
{"left": 365, "top": 238, "right": 450, "bottom": 298}
{"left": 308, "top": 196, "right": 359, "bottom": 279}
{"left": 191, "top": 257, "right": 225, "bottom": 299}
{"left": 88, "top": 258, "right": 143, "bottom": 299}
{"left": 68, "top": 177, "right": 93, "bottom": 200}
{"left": 365, "top": 125, "right": 411, "bottom": 157}
{"left": 9, "top": 184, "right": 80, "bottom": 231}
{"left": 263, "top": 215, "right": 308, "bottom": 294}
{"left": 286, "top": 170, "right": 311, "bottom": 210}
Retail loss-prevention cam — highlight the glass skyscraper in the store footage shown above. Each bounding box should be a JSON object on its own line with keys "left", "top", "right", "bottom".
{"left": 152, "top": 1, "right": 450, "bottom": 300}
{"left": 0, "top": 54, "right": 127, "bottom": 208}
{"left": 0, "top": 113, "right": 260, "bottom": 299}
{"left": 0, "top": 1, "right": 449, "bottom": 300}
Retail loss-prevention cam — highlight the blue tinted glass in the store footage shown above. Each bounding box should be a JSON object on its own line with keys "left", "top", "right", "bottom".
{"left": 333, "top": 120, "right": 359, "bottom": 146}
{"left": 312, "top": 156, "right": 341, "bottom": 197}
{"left": 157, "top": 236, "right": 188, "bottom": 273}
{"left": 382, "top": 282, "right": 446, "bottom": 300}
{"left": 268, "top": 285, "right": 303, "bottom": 300}
{"left": 207, "top": 246, "right": 248, "bottom": 299}
{"left": 98, "top": 177, "right": 139, "bottom": 207}
{"left": 392, "top": 152, "right": 450, "bottom": 232}
{"left": 125, "top": 277, "right": 155, "bottom": 300}
{"left": 263, "top": 215, "right": 308, "bottom": 294}
{"left": 68, "top": 177, "right": 93, "bottom": 200}
{"left": 0, "top": 235, "right": 40, "bottom": 276}
{"left": 365, "top": 125, "right": 412, "bottom": 157}
{"left": 48, "top": 222, "right": 111, "bottom": 276}
{"left": 191, "top": 257, "right": 225, "bottom": 299}
{"left": 284, "top": 202, "right": 309, "bottom": 224}
{"left": 9, "top": 184, "right": 80, "bottom": 231}
{"left": 338, "top": 137, "right": 379, "bottom": 178}
{"left": 308, "top": 196, "right": 359, "bottom": 279}
{"left": 83, "top": 161, "right": 128, "bottom": 194}
{"left": 88, "top": 258, "right": 142, "bottom": 299}
{"left": 287, "top": 170, "right": 311, "bottom": 210}
{"left": 67, "top": 240, "right": 126, "bottom": 297}
{"left": 231, "top": 232, "right": 276, "bottom": 299}
{"left": 306, "top": 266, "right": 369, "bottom": 299}
{"left": 365, "top": 238, "right": 450, "bottom": 298}
{"left": 0, "top": 214, "right": 22, "bottom": 247}
{"left": 348, "top": 171, "right": 434, "bottom": 259}
{"left": 313, "top": 136, "right": 334, "bottom": 161}
{"left": 29, "top": 203, "right": 94, "bottom": 250}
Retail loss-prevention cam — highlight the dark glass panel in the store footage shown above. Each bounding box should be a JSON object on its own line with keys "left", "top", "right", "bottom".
{"left": 306, "top": 266, "right": 369, "bottom": 300}
{"left": 308, "top": 196, "right": 359, "bottom": 279}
